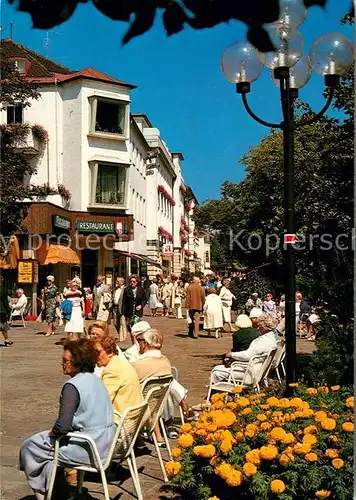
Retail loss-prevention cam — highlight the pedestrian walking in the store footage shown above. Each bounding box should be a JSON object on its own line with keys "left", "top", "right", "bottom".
{"left": 0, "top": 275, "right": 12, "bottom": 346}
{"left": 113, "top": 277, "right": 126, "bottom": 341}
{"left": 148, "top": 278, "right": 159, "bottom": 317}
{"left": 186, "top": 276, "right": 205, "bottom": 338}
{"left": 92, "top": 275, "right": 105, "bottom": 319}
{"left": 42, "top": 275, "right": 59, "bottom": 337}
{"left": 121, "top": 275, "right": 147, "bottom": 327}
{"left": 203, "top": 287, "right": 223, "bottom": 338}
{"left": 219, "top": 277, "right": 236, "bottom": 333}
{"left": 63, "top": 281, "right": 85, "bottom": 340}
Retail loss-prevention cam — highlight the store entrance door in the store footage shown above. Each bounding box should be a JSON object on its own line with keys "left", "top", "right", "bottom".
{"left": 81, "top": 249, "right": 98, "bottom": 289}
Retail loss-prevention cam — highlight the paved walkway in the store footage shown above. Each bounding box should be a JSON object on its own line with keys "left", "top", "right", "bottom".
{"left": 0, "top": 315, "right": 315, "bottom": 500}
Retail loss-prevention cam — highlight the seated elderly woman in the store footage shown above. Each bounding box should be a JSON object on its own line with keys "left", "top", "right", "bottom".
{"left": 232, "top": 314, "right": 259, "bottom": 352}
{"left": 19, "top": 339, "right": 116, "bottom": 500}
{"left": 93, "top": 335, "right": 143, "bottom": 417}
{"left": 209, "top": 314, "right": 278, "bottom": 388}
{"left": 87, "top": 321, "right": 128, "bottom": 367}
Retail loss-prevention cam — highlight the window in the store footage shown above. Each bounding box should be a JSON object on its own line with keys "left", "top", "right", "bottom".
{"left": 90, "top": 97, "right": 127, "bottom": 136}
{"left": 205, "top": 251, "right": 210, "bottom": 263}
{"left": 90, "top": 162, "right": 127, "bottom": 206}
{"left": 7, "top": 105, "right": 23, "bottom": 124}
{"left": 14, "top": 60, "right": 25, "bottom": 74}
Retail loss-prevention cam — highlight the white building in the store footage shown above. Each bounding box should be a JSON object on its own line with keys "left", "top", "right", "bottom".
{"left": 1, "top": 39, "right": 209, "bottom": 303}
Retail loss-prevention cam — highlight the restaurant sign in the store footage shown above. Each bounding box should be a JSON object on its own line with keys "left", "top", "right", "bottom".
{"left": 76, "top": 220, "right": 115, "bottom": 234}
{"left": 53, "top": 214, "right": 71, "bottom": 230}
{"left": 76, "top": 220, "right": 131, "bottom": 235}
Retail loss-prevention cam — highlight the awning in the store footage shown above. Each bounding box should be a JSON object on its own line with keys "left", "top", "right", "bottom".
{"left": 137, "top": 254, "right": 162, "bottom": 269}
{"left": 37, "top": 243, "right": 80, "bottom": 265}
{"left": 114, "top": 251, "right": 143, "bottom": 261}
{"left": 0, "top": 236, "right": 20, "bottom": 269}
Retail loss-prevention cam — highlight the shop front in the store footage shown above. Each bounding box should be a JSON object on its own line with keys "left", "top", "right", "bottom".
{"left": 22, "top": 203, "right": 133, "bottom": 311}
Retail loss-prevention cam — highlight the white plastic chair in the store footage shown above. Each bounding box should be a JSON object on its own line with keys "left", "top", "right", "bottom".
{"left": 171, "top": 366, "right": 185, "bottom": 425}
{"left": 206, "top": 349, "right": 277, "bottom": 402}
{"left": 140, "top": 375, "right": 173, "bottom": 481}
{"left": 9, "top": 297, "right": 29, "bottom": 327}
{"left": 270, "top": 342, "right": 286, "bottom": 384}
{"left": 46, "top": 395, "right": 152, "bottom": 500}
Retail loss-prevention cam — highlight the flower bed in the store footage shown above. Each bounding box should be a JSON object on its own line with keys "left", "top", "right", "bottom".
{"left": 166, "top": 384, "right": 353, "bottom": 500}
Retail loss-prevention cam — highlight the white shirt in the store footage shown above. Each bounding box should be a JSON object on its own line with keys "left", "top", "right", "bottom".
{"left": 231, "top": 331, "right": 278, "bottom": 361}
{"left": 113, "top": 287, "right": 123, "bottom": 306}
{"left": 11, "top": 294, "right": 28, "bottom": 313}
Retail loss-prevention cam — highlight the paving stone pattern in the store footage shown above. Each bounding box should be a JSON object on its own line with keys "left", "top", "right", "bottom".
{"left": 0, "top": 314, "right": 315, "bottom": 500}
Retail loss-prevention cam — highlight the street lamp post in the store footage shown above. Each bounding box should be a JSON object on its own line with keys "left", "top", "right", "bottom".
{"left": 221, "top": 0, "right": 354, "bottom": 389}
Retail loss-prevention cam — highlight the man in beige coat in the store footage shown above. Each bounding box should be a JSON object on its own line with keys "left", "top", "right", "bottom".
{"left": 185, "top": 277, "right": 205, "bottom": 338}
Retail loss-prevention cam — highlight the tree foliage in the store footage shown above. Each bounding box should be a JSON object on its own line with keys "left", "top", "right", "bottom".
{"left": 7, "top": 0, "right": 335, "bottom": 51}
{"left": 0, "top": 58, "right": 40, "bottom": 237}
{"left": 194, "top": 65, "right": 354, "bottom": 322}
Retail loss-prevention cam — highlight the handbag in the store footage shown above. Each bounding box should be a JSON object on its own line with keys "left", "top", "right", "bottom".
{"left": 36, "top": 311, "right": 43, "bottom": 323}
{"left": 174, "top": 297, "right": 181, "bottom": 305}
{"left": 156, "top": 301, "right": 163, "bottom": 308}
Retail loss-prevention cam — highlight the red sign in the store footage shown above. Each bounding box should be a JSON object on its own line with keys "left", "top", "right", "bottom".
{"left": 162, "top": 243, "right": 173, "bottom": 257}
{"left": 284, "top": 234, "right": 296, "bottom": 244}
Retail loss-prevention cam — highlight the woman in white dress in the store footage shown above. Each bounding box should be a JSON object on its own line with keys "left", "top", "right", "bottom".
{"left": 219, "top": 278, "right": 236, "bottom": 333}
{"left": 64, "top": 281, "right": 85, "bottom": 340}
{"left": 203, "top": 288, "right": 223, "bottom": 338}
{"left": 148, "top": 278, "right": 158, "bottom": 317}
{"left": 173, "top": 280, "right": 185, "bottom": 319}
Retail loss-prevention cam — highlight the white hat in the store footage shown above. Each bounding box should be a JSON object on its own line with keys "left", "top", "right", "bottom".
{"left": 249, "top": 307, "right": 263, "bottom": 319}
{"left": 131, "top": 321, "right": 151, "bottom": 336}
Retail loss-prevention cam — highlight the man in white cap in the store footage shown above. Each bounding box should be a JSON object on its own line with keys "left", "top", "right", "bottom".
{"left": 126, "top": 321, "right": 197, "bottom": 437}
{"left": 124, "top": 320, "right": 151, "bottom": 363}
{"left": 245, "top": 292, "right": 263, "bottom": 314}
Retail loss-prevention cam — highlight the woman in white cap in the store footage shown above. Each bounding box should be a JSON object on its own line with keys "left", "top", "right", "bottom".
{"left": 249, "top": 307, "right": 264, "bottom": 328}
{"left": 41, "top": 275, "right": 59, "bottom": 337}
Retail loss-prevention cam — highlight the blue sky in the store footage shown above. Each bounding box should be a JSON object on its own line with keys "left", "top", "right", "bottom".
{"left": 1, "top": 0, "right": 353, "bottom": 201}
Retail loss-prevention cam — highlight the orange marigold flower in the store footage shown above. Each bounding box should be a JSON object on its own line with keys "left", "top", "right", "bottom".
{"left": 305, "top": 452, "right": 318, "bottom": 462}
{"left": 320, "top": 418, "right": 336, "bottom": 431}
{"left": 270, "top": 427, "right": 286, "bottom": 442}
{"left": 259, "top": 445, "right": 278, "bottom": 460}
{"left": 213, "top": 401, "right": 224, "bottom": 410}
{"left": 165, "top": 461, "right": 181, "bottom": 476}
{"left": 315, "top": 491, "right": 331, "bottom": 498}
{"left": 279, "top": 452, "right": 294, "bottom": 465}
{"left": 236, "top": 397, "right": 250, "bottom": 408}
{"left": 304, "top": 425, "right": 317, "bottom": 434}
{"left": 207, "top": 424, "right": 218, "bottom": 433}
{"left": 278, "top": 398, "right": 291, "bottom": 408}
{"left": 332, "top": 458, "right": 344, "bottom": 469}
{"left": 193, "top": 444, "right": 216, "bottom": 458}
{"left": 243, "top": 462, "right": 257, "bottom": 476}
{"left": 241, "top": 407, "right": 252, "bottom": 416}
{"left": 266, "top": 396, "right": 280, "bottom": 406}
{"left": 177, "top": 433, "right": 194, "bottom": 449}
{"left": 215, "top": 462, "right": 231, "bottom": 480}
{"left": 271, "top": 479, "right": 286, "bottom": 493}
{"left": 306, "top": 388, "right": 318, "bottom": 396}
{"left": 211, "top": 393, "right": 226, "bottom": 404}
{"left": 226, "top": 402, "right": 237, "bottom": 410}
{"left": 261, "top": 422, "right": 272, "bottom": 431}
{"left": 330, "top": 385, "right": 340, "bottom": 391}
{"left": 283, "top": 432, "right": 296, "bottom": 444}
{"left": 293, "top": 443, "right": 311, "bottom": 455}
{"left": 171, "top": 448, "right": 182, "bottom": 458}
{"left": 260, "top": 404, "right": 270, "bottom": 410}
{"left": 235, "top": 431, "right": 244, "bottom": 443}
{"left": 256, "top": 414, "right": 267, "bottom": 422}
{"left": 232, "top": 386, "right": 243, "bottom": 394}
{"left": 318, "top": 386, "right": 329, "bottom": 393}
{"left": 314, "top": 411, "right": 328, "bottom": 422}
{"left": 196, "top": 429, "right": 208, "bottom": 437}
{"left": 180, "top": 423, "right": 193, "bottom": 434}
{"left": 225, "top": 469, "right": 243, "bottom": 487}
{"left": 290, "top": 397, "right": 304, "bottom": 408}
{"left": 342, "top": 422, "right": 354, "bottom": 433}
{"left": 220, "top": 440, "right": 233, "bottom": 454}
{"left": 346, "top": 396, "right": 354, "bottom": 408}
{"left": 208, "top": 497, "right": 220, "bottom": 500}
{"left": 303, "top": 434, "right": 317, "bottom": 446}
{"left": 245, "top": 424, "right": 258, "bottom": 438}
{"left": 328, "top": 435, "right": 339, "bottom": 443}
{"left": 325, "top": 449, "right": 339, "bottom": 459}
{"left": 245, "top": 449, "right": 261, "bottom": 465}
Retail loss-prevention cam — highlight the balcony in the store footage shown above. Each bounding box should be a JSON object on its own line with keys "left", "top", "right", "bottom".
{"left": 12, "top": 124, "right": 47, "bottom": 157}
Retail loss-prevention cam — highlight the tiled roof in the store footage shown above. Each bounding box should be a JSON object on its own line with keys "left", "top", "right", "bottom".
{"left": 1, "top": 39, "right": 136, "bottom": 88}
{"left": 1, "top": 39, "right": 74, "bottom": 77}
